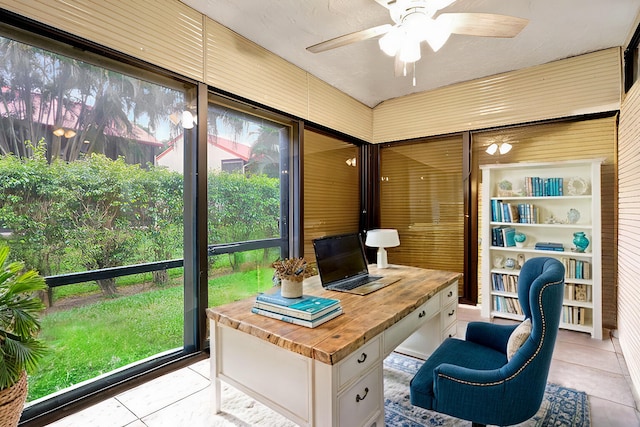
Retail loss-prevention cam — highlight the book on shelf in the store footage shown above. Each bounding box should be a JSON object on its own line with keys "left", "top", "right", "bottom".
{"left": 253, "top": 296, "right": 341, "bottom": 321}
{"left": 251, "top": 305, "right": 343, "bottom": 328}
{"left": 534, "top": 242, "right": 565, "bottom": 251}
{"left": 491, "top": 226, "right": 516, "bottom": 247}
{"left": 524, "top": 176, "right": 564, "bottom": 197}
{"left": 565, "top": 283, "right": 591, "bottom": 302}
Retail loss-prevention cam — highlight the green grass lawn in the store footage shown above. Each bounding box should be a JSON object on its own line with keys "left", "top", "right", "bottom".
{"left": 30, "top": 266, "right": 274, "bottom": 402}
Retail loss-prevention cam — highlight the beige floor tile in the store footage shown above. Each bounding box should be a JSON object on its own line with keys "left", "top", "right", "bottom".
{"left": 553, "top": 340, "right": 623, "bottom": 375}
{"left": 116, "top": 365, "right": 209, "bottom": 418}
{"left": 142, "top": 387, "right": 213, "bottom": 427}
{"left": 46, "top": 397, "right": 137, "bottom": 427}
{"left": 589, "top": 395, "right": 640, "bottom": 427}
{"left": 548, "top": 358, "right": 636, "bottom": 407}
{"left": 189, "top": 358, "right": 211, "bottom": 380}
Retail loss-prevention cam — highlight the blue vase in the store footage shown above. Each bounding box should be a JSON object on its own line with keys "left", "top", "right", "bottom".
{"left": 573, "top": 232, "right": 589, "bottom": 252}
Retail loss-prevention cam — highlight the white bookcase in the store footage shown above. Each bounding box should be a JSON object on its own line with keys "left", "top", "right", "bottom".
{"left": 480, "top": 159, "right": 603, "bottom": 339}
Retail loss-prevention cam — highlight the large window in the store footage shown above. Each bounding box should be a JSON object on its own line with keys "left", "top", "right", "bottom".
{"left": 0, "top": 26, "right": 194, "bottom": 410}
{"left": 205, "top": 95, "right": 293, "bottom": 304}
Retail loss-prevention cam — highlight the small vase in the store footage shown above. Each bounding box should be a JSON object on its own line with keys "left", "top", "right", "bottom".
{"left": 573, "top": 232, "right": 589, "bottom": 253}
{"left": 514, "top": 232, "right": 526, "bottom": 248}
{"left": 281, "top": 278, "right": 303, "bottom": 298}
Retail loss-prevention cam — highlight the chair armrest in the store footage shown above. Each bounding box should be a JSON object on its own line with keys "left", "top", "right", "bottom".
{"left": 465, "top": 321, "right": 518, "bottom": 354}
{"left": 433, "top": 363, "right": 507, "bottom": 419}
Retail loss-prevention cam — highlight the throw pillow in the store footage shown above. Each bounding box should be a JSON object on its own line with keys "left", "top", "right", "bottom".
{"left": 506, "top": 318, "right": 532, "bottom": 361}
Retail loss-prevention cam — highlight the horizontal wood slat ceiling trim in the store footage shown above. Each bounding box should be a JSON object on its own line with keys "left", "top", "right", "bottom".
{"left": 373, "top": 48, "right": 622, "bottom": 144}
{"left": 303, "top": 130, "right": 360, "bottom": 261}
{"left": 618, "top": 80, "right": 640, "bottom": 399}
{"left": 307, "top": 75, "right": 373, "bottom": 142}
{"left": 205, "top": 18, "right": 308, "bottom": 120}
{"left": 1, "top": 0, "right": 204, "bottom": 82}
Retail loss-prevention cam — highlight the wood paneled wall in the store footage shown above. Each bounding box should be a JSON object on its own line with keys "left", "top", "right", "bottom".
{"left": 618, "top": 80, "right": 640, "bottom": 403}
{"left": 373, "top": 48, "right": 622, "bottom": 143}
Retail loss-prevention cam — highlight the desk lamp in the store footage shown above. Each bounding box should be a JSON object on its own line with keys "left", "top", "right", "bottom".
{"left": 365, "top": 229, "right": 400, "bottom": 269}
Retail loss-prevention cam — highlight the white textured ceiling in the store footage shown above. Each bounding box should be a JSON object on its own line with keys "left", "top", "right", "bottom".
{"left": 181, "top": 0, "right": 640, "bottom": 108}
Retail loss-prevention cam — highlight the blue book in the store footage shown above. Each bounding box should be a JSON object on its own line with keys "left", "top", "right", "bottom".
{"left": 251, "top": 306, "right": 343, "bottom": 328}
{"left": 254, "top": 296, "right": 341, "bottom": 321}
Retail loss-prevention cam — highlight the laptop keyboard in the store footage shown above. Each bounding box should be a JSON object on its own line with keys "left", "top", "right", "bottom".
{"left": 333, "top": 275, "right": 381, "bottom": 290}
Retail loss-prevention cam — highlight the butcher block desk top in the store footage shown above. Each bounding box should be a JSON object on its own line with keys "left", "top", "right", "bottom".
{"left": 206, "top": 264, "right": 461, "bottom": 366}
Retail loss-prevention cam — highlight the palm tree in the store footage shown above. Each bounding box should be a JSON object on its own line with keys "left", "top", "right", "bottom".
{"left": 0, "top": 244, "right": 47, "bottom": 391}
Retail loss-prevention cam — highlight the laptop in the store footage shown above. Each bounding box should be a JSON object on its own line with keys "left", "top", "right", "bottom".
{"left": 312, "top": 233, "right": 399, "bottom": 295}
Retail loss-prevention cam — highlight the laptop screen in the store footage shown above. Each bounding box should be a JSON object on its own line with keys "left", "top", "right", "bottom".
{"left": 313, "top": 233, "right": 369, "bottom": 285}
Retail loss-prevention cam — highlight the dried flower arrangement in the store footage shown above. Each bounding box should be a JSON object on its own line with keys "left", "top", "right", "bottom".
{"left": 271, "top": 257, "right": 316, "bottom": 283}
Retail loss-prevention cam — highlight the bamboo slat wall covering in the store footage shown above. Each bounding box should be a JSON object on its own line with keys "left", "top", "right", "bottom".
{"left": 472, "top": 116, "right": 618, "bottom": 329}
{"left": 618, "top": 81, "right": 640, "bottom": 400}
{"left": 1, "top": 0, "right": 205, "bottom": 82}
{"left": 205, "top": 18, "right": 308, "bottom": 121}
{"left": 373, "top": 48, "right": 622, "bottom": 144}
{"left": 303, "top": 130, "right": 360, "bottom": 262}
{"left": 307, "top": 75, "right": 373, "bottom": 143}
{"left": 379, "top": 136, "right": 465, "bottom": 294}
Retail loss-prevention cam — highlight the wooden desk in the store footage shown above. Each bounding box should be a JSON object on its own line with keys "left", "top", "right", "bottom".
{"left": 206, "top": 265, "right": 461, "bottom": 426}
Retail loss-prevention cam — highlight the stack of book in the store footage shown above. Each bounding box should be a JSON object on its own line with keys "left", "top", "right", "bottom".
{"left": 251, "top": 288, "right": 343, "bottom": 328}
{"left": 534, "top": 242, "right": 564, "bottom": 252}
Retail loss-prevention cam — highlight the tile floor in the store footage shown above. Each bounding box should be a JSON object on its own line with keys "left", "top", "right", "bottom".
{"left": 45, "top": 305, "right": 640, "bottom": 426}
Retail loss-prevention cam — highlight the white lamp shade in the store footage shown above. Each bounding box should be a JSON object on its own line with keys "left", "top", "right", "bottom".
{"left": 365, "top": 229, "right": 400, "bottom": 248}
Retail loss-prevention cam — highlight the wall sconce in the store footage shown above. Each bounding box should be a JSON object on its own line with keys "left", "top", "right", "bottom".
{"left": 365, "top": 229, "right": 400, "bottom": 269}
{"left": 345, "top": 157, "right": 357, "bottom": 167}
{"left": 486, "top": 142, "right": 512, "bottom": 155}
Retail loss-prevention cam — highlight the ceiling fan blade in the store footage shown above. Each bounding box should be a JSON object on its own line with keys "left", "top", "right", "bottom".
{"left": 371, "top": 0, "right": 396, "bottom": 9}
{"left": 306, "top": 24, "right": 392, "bottom": 53}
{"left": 438, "top": 13, "right": 528, "bottom": 38}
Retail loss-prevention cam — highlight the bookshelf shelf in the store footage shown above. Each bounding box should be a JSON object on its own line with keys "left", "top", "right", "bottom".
{"left": 481, "top": 159, "right": 603, "bottom": 339}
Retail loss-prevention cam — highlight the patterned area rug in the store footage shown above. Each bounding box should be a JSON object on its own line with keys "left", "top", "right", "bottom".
{"left": 212, "top": 352, "right": 590, "bottom": 426}
{"left": 384, "top": 352, "right": 591, "bottom": 427}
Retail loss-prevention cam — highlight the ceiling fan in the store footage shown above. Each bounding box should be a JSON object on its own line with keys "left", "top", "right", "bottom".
{"left": 307, "top": 0, "right": 528, "bottom": 75}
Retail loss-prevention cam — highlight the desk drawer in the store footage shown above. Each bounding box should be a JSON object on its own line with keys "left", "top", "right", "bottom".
{"left": 441, "top": 302, "right": 457, "bottom": 331}
{"left": 384, "top": 296, "right": 439, "bottom": 355}
{"left": 338, "top": 336, "right": 381, "bottom": 389}
{"left": 441, "top": 282, "right": 458, "bottom": 307}
{"left": 338, "top": 365, "right": 382, "bottom": 427}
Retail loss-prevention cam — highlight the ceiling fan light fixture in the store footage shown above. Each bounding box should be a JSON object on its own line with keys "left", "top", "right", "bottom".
{"left": 423, "top": 18, "right": 451, "bottom": 52}
{"left": 398, "top": 39, "right": 421, "bottom": 63}
{"left": 379, "top": 26, "right": 401, "bottom": 56}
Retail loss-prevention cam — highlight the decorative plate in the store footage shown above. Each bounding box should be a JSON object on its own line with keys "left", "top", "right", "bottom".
{"left": 567, "top": 177, "right": 588, "bottom": 196}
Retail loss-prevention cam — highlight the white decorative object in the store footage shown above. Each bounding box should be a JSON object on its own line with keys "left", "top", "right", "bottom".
{"left": 567, "top": 208, "right": 581, "bottom": 224}
{"left": 365, "top": 229, "right": 400, "bottom": 269}
{"left": 567, "top": 176, "right": 588, "bottom": 195}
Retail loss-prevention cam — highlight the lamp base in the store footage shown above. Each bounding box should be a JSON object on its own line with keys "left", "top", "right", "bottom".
{"left": 377, "top": 247, "right": 389, "bottom": 269}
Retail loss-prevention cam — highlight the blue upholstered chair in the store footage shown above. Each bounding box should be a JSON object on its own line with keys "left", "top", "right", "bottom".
{"left": 410, "top": 257, "right": 565, "bottom": 427}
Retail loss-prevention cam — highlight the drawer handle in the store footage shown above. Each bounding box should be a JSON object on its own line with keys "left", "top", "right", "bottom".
{"left": 418, "top": 310, "right": 426, "bottom": 318}
{"left": 448, "top": 309, "right": 456, "bottom": 316}
{"left": 356, "top": 387, "right": 369, "bottom": 402}
{"left": 357, "top": 352, "right": 367, "bottom": 363}
{"left": 447, "top": 291, "right": 453, "bottom": 297}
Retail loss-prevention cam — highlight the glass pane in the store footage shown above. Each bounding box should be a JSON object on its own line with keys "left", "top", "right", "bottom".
{"left": 0, "top": 34, "right": 189, "bottom": 402}
{"left": 206, "top": 103, "right": 287, "bottom": 245}
{"left": 303, "top": 130, "right": 360, "bottom": 261}
{"left": 208, "top": 248, "right": 281, "bottom": 307}
{"left": 379, "top": 137, "right": 464, "bottom": 287}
